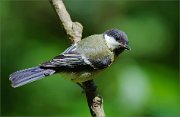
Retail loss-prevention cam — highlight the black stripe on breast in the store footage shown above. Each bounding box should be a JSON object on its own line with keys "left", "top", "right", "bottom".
{"left": 91, "top": 57, "right": 112, "bottom": 69}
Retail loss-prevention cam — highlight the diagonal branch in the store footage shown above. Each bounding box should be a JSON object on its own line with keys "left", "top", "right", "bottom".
{"left": 82, "top": 80, "right": 105, "bottom": 117}
{"left": 50, "top": 0, "right": 83, "bottom": 43}
{"left": 50, "top": 0, "right": 105, "bottom": 116}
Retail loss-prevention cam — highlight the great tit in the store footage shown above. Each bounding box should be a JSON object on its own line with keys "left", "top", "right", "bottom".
{"left": 9, "top": 29, "right": 129, "bottom": 88}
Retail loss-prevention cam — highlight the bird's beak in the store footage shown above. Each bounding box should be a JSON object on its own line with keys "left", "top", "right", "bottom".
{"left": 119, "top": 43, "right": 131, "bottom": 50}
{"left": 124, "top": 44, "right": 131, "bottom": 50}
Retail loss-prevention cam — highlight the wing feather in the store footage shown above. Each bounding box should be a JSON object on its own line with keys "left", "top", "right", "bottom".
{"left": 40, "top": 45, "right": 94, "bottom": 70}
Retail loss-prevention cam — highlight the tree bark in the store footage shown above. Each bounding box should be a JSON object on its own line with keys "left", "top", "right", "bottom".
{"left": 50, "top": 0, "right": 83, "bottom": 43}
{"left": 82, "top": 80, "right": 105, "bottom": 117}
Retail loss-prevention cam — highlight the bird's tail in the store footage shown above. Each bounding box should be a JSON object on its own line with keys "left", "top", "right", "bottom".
{"left": 9, "top": 66, "right": 56, "bottom": 88}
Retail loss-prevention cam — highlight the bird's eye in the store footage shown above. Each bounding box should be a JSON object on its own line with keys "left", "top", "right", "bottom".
{"left": 115, "top": 37, "right": 121, "bottom": 42}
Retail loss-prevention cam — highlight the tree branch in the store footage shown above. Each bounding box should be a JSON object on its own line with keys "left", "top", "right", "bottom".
{"left": 50, "top": 0, "right": 105, "bottom": 116}
{"left": 50, "top": 0, "right": 83, "bottom": 43}
{"left": 82, "top": 80, "right": 105, "bottom": 117}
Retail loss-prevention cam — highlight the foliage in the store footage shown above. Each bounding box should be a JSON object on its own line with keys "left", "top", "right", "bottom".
{"left": 1, "top": 0, "right": 179, "bottom": 117}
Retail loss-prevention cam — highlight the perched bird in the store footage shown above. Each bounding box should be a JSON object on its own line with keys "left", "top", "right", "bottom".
{"left": 9, "top": 29, "right": 129, "bottom": 88}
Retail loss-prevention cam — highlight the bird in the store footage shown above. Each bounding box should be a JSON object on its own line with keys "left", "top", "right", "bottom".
{"left": 9, "top": 29, "right": 130, "bottom": 88}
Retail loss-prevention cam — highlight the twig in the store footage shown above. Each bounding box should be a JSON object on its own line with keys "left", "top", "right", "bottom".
{"left": 50, "top": 0, "right": 105, "bottom": 116}
{"left": 50, "top": 0, "right": 83, "bottom": 43}
{"left": 82, "top": 80, "right": 105, "bottom": 117}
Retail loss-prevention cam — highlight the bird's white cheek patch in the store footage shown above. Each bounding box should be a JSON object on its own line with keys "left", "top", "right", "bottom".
{"left": 104, "top": 34, "right": 119, "bottom": 50}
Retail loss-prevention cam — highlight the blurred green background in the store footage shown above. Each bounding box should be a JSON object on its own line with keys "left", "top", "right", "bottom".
{"left": 1, "top": 0, "right": 179, "bottom": 117}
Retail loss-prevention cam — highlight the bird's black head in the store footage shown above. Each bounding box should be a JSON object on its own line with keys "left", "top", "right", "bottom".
{"left": 103, "top": 29, "right": 130, "bottom": 55}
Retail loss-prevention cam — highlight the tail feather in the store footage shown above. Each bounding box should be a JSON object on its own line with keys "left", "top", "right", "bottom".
{"left": 9, "top": 66, "right": 55, "bottom": 88}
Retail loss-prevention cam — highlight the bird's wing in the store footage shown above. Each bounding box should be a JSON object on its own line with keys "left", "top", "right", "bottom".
{"left": 40, "top": 44, "right": 94, "bottom": 70}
